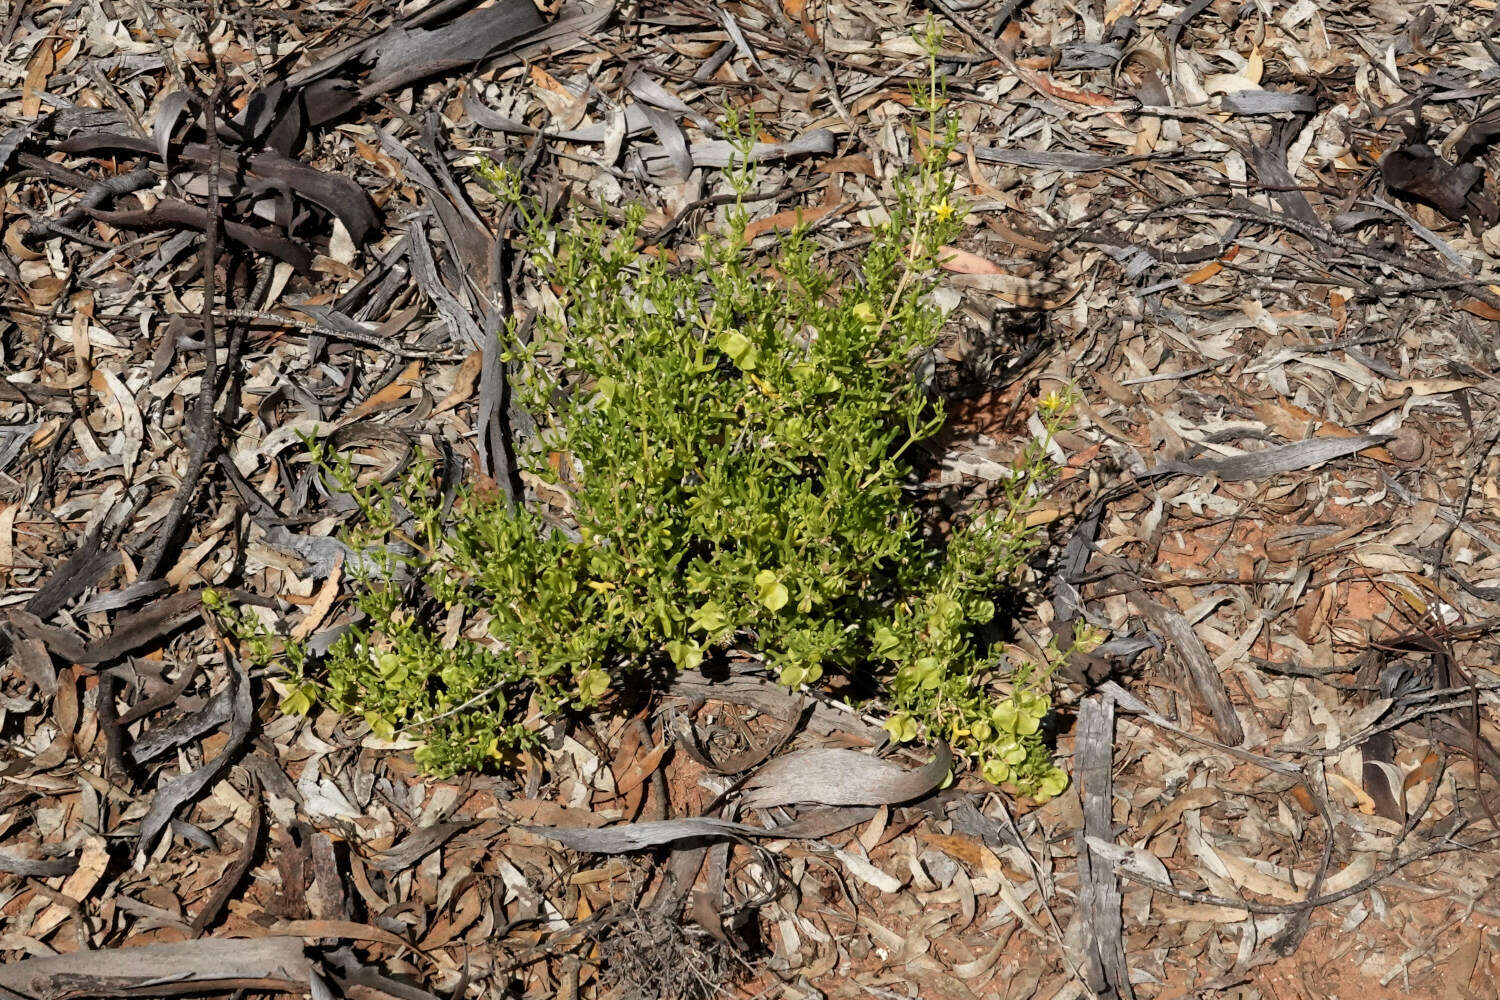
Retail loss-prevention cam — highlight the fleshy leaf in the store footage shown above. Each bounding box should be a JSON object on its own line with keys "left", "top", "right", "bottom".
{"left": 884, "top": 714, "right": 918, "bottom": 742}
{"left": 755, "top": 570, "right": 789, "bottom": 612}
{"left": 577, "top": 668, "right": 611, "bottom": 701}
{"left": 282, "top": 687, "right": 314, "bottom": 716}
{"left": 716, "top": 331, "right": 759, "bottom": 371}
{"left": 690, "top": 601, "right": 728, "bottom": 634}
{"left": 664, "top": 639, "right": 704, "bottom": 670}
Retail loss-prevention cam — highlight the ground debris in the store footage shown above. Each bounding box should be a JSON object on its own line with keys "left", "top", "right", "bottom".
{"left": 4, "top": 0, "right": 1500, "bottom": 997}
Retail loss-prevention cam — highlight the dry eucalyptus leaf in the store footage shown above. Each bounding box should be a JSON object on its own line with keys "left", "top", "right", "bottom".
{"left": 739, "top": 741, "right": 951, "bottom": 809}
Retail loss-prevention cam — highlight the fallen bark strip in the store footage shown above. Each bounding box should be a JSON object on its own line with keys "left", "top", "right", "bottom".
{"left": 1076, "top": 694, "right": 1134, "bottom": 1000}
{"left": 1114, "top": 574, "right": 1246, "bottom": 747}
{"left": 0, "top": 936, "right": 313, "bottom": 1000}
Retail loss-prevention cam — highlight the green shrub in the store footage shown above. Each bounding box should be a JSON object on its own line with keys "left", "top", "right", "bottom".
{"left": 240, "top": 54, "right": 1071, "bottom": 798}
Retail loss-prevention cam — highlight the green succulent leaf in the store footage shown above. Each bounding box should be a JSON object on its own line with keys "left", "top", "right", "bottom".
{"left": 755, "top": 570, "right": 790, "bottom": 613}
{"left": 690, "top": 600, "right": 729, "bottom": 634}
{"left": 577, "top": 668, "right": 611, "bottom": 702}
{"left": 366, "top": 714, "right": 396, "bottom": 742}
{"left": 716, "top": 331, "right": 759, "bottom": 371}
{"left": 595, "top": 375, "right": 622, "bottom": 408}
{"left": 912, "top": 656, "right": 943, "bottom": 690}
{"left": 664, "top": 639, "right": 704, "bottom": 671}
{"left": 982, "top": 758, "right": 1011, "bottom": 784}
{"left": 884, "top": 713, "right": 919, "bottom": 743}
{"left": 281, "top": 686, "right": 315, "bottom": 717}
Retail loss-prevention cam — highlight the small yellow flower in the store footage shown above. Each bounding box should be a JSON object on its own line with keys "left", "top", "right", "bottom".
{"left": 931, "top": 198, "right": 955, "bottom": 222}
{"left": 748, "top": 373, "right": 781, "bottom": 398}
{"left": 1039, "top": 388, "right": 1068, "bottom": 414}
{"left": 1073, "top": 623, "right": 1106, "bottom": 654}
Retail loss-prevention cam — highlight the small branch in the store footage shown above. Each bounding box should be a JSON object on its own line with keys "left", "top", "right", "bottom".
{"left": 138, "top": 26, "right": 226, "bottom": 581}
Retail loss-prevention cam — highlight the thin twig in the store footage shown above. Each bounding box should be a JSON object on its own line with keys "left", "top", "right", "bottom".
{"left": 138, "top": 31, "right": 225, "bottom": 581}
{"left": 219, "top": 309, "right": 450, "bottom": 359}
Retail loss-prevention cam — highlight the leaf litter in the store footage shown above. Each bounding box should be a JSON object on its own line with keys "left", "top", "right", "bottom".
{"left": 4, "top": 0, "right": 1500, "bottom": 998}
